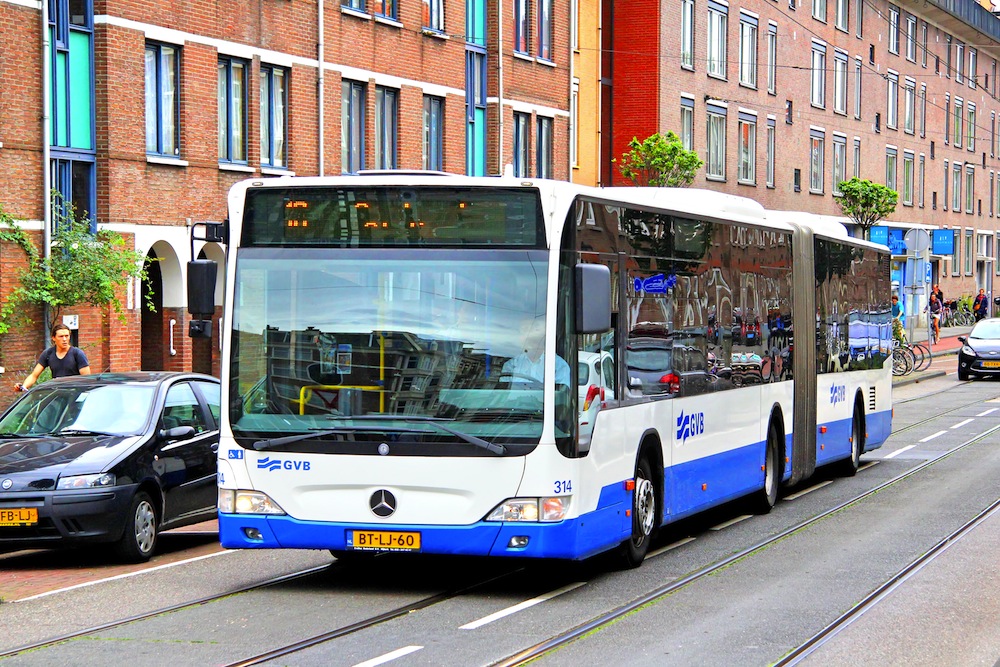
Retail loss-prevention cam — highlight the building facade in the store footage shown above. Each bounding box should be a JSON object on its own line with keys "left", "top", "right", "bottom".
{"left": 0, "top": 0, "right": 571, "bottom": 385}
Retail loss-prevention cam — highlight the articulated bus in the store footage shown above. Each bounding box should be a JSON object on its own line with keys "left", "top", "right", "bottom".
{"left": 194, "top": 174, "right": 892, "bottom": 567}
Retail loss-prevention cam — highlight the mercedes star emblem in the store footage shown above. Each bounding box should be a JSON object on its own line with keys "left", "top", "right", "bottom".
{"left": 369, "top": 489, "right": 397, "bottom": 518}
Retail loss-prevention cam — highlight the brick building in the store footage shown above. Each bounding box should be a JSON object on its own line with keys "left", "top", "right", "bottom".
{"left": 598, "top": 0, "right": 1000, "bottom": 317}
{"left": 0, "top": 0, "right": 571, "bottom": 387}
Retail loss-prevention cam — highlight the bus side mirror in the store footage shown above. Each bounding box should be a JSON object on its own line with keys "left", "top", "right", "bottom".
{"left": 575, "top": 263, "right": 611, "bottom": 334}
{"left": 188, "top": 259, "right": 217, "bottom": 339}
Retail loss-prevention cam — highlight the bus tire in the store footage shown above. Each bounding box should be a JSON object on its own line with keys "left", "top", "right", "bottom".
{"left": 751, "top": 421, "right": 781, "bottom": 513}
{"left": 838, "top": 402, "right": 864, "bottom": 477}
{"left": 618, "top": 455, "right": 657, "bottom": 569}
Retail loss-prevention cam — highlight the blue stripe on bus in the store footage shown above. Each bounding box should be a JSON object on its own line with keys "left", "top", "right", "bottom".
{"left": 817, "top": 407, "right": 890, "bottom": 466}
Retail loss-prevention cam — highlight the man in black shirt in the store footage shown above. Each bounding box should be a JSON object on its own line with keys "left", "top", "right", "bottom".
{"left": 15, "top": 323, "right": 91, "bottom": 392}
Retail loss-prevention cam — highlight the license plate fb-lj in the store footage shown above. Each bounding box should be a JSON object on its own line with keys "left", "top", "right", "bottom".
{"left": 348, "top": 530, "right": 421, "bottom": 552}
{"left": 0, "top": 508, "right": 38, "bottom": 526}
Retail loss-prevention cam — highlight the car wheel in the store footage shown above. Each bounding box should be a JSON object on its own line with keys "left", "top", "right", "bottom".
{"left": 115, "top": 491, "right": 159, "bottom": 563}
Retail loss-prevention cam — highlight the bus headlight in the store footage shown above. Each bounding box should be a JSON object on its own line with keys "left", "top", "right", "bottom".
{"left": 218, "top": 489, "right": 285, "bottom": 515}
{"left": 485, "top": 497, "right": 569, "bottom": 522}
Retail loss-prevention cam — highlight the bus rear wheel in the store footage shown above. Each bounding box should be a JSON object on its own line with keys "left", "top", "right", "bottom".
{"left": 618, "top": 456, "right": 657, "bottom": 569}
{"left": 838, "top": 403, "right": 864, "bottom": 476}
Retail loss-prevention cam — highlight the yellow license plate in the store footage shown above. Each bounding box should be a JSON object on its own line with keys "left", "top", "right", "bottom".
{"left": 0, "top": 508, "right": 38, "bottom": 527}
{"left": 350, "top": 530, "right": 421, "bottom": 552}
{"left": 983, "top": 361, "right": 1000, "bottom": 368}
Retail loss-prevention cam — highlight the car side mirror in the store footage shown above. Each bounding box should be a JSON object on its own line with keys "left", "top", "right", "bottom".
{"left": 957, "top": 336, "right": 967, "bottom": 344}
{"left": 160, "top": 425, "right": 197, "bottom": 442}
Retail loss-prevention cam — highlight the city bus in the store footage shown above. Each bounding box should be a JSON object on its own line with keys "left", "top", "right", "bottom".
{"left": 193, "top": 174, "right": 892, "bottom": 567}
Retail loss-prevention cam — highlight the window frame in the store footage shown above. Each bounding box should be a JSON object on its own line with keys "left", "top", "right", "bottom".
{"left": 259, "top": 64, "right": 287, "bottom": 169}
{"left": 145, "top": 41, "right": 180, "bottom": 158}
{"left": 217, "top": 56, "right": 248, "bottom": 164}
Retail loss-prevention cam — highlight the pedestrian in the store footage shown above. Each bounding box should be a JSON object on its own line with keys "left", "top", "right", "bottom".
{"left": 891, "top": 294, "right": 905, "bottom": 342}
{"left": 973, "top": 288, "right": 988, "bottom": 321}
{"left": 14, "top": 323, "right": 92, "bottom": 392}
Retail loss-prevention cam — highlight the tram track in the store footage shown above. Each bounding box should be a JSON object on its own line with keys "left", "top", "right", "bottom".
{"left": 773, "top": 494, "right": 1000, "bottom": 665}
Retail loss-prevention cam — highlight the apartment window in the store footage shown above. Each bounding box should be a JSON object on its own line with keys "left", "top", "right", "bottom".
{"left": 833, "top": 51, "right": 847, "bottom": 114}
{"left": 995, "top": 232, "right": 1000, "bottom": 274}
{"left": 767, "top": 23, "right": 777, "bottom": 94}
{"left": 945, "top": 34, "right": 952, "bottom": 77}
{"left": 886, "top": 72, "right": 898, "bottom": 129}
{"left": 812, "top": 0, "right": 826, "bottom": 22}
{"left": 424, "top": 0, "right": 445, "bottom": 31}
{"left": 537, "top": 0, "right": 553, "bottom": 61}
{"left": 706, "top": 104, "right": 727, "bottom": 179}
{"left": 513, "top": 112, "right": 530, "bottom": 177}
{"left": 835, "top": 0, "right": 847, "bottom": 30}
{"left": 902, "top": 150, "right": 914, "bottom": 205}
{"left": 944, "top": 95, "right": 950, "bottom": 144}
{"left": 919, "top": 84, "right": 926, "bottom": 137}
{"left": 342, "top": 80, "right": 366, "bottom": 174}
{"left": 952, "top": 163, "right": 962, "bottom": 211}
{"left": 919, "top": 154, "right": 925, "bottom": 207}
{"left": 514, "top": 0, "right": 529, "bottom": 53}
{"left": 952, "top": 228, "right": 961, "bottom": 275}
{"left": 965, "top": 229, "right": 974, "bottom": 274}
{"left": 953, "top": 99, "right": 963, "bottom": 147}
{"left": 343, "top": 0, "right": 364, "bottom": 10}
{"left": 855, "top": 0, "right": 862, "bottom": 38}
{"left": 811, "top": 42, "right": 826, "bottom": 108}
{"left": 956, "top": 43, "right": 964, "bottom": 83}
{"left": 681, "top": 0, "right": 695, "bottom": 69}
{"left": 967, "top": 104, "right": 976, "bottom": 150}
{"left": 144, "top": 42, "right": 179, "bottom": 157}
{"left": 994, "top": 112, "right": 998, "bottom": 158}
{"left": 260, "top": 65, "right": 287, "bottom": 169}
{"left": 375, "top": 0, "right": 397, "bottom": 20}
{"left": 466, "top": 48, "right": 487, "bottom": 176}
{"left": 905, "top": 15, "right": 916, "bottom": 61}
{"left": 903, "top": 78, "right": 914, "bottom": 134}
{"left": 853, "top": 138, "right": 861, "bottom": 178}
{"left": 766, "top": 118, "right": 776, "bottom": 187}
{"left": 944, "top": 160, "right": 950, "bottom": 210}
{"left": 739, "top": 13, "right": 757, "bottom": 88}
{"left": 536, "top": 116, "right": 553, "bottom": 178}
{"left": 423, "top": 95, "right": 444, "bottom": 171}
{"left": 996, "top": 115, "right": 1000, "bottom": 157}
{"left": 885, "top": 146, "right": 897, "bottom": 191}
{"left": 738, "top": 112, "right": 756, "bottom": 184}
{"left": 921, "top": 22, "right": 927, "bottom": 67}
{"left": 969, "top": 49, "right": 977, "bottom": 89}
{"left": 218, "top": 57, "right": 248, "bottom": 163}
{"left": 707, "top": 3, "right": 728, "bottom": 79}
{"left": 965, "top": 167, "right": 975, "bottom": 213}
{"left": 888, "top": 5, "right": 899, "bottom": 54}
{"left": 571, "top": 83, "right": 578, "bottom": 166}
{"left": 50, "top": 157, "right": 95, "bottom": 231}
{"left": 832, "top": 134, "right": 846, "bottom": 194}
{"left": 681, "top": 96, "right": 695, "bottom": 150}
{"left": 375, "top": 87, "right": 398, "bottom": 169}
{"left": 810, "top": 129, "right": 825, "bottom": 193}
{"left": 854, "top": 58, "right": 862, "bottom": 119}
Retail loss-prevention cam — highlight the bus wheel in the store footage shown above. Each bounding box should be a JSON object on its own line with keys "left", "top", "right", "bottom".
{"left": 752, "top": 422, "right": 781, "bottom": 513}
{"left": 838, "top": 403, "right": 864, "bottom": 477}
{"left": 619, "top": 456, "right": 657, "bottom": 569}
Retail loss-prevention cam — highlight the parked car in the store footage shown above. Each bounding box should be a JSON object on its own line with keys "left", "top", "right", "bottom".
{"left": 0, "top": 372, "right": 220, "bottom": 562}
{"left": 957, "top": 318, "right": 1000, "bottom": 381}
{"left": 626, "top": 338, "right": 716, "bottom": 396}
{"left": 578, "top": 351, "right": 615, "bottom": 450}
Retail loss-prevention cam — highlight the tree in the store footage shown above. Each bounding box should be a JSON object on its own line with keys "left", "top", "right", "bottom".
{"left": 835, "top": 177, "right": 898, "bottom": 241}
{"left": 617, "top": 131, "right": 703, "bottom": 187}
{"left": 0, "top": 195, "right": 154, "bottom": 336}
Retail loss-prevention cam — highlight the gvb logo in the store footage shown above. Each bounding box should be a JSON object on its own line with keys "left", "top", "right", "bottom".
{"left": 676, "top": 411, "right": 705, "bottom": 444}
{"left": 830, "top": 384, "right": 846, "bottom": 406}
{"left": 257, "top": 457, "right": 312, "bottom": 472}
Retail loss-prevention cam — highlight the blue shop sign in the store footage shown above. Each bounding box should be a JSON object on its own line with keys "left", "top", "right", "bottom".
{"left": 932, "top": 229, "right": 955, "bottom": 255}
{"left": 870, "top": 226, "right": 888, "bottom": 246}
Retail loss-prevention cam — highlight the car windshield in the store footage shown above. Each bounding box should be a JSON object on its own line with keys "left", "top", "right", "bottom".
{"left": 970, "top": 320, "right": 1000, "bottom": 339}
{"left": 626, "top": 347, "right": 672, "bottom": 372}
{"left": 0, "top": 385, "right": 156, "bottom": 437}
{"left": 230, "top": 248, "right": 552, "bottom": 455}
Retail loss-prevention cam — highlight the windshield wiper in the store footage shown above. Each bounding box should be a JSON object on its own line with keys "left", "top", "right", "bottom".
{"left": 57, "top": 429, "right": 115, "bottom": 437}
{"left": 252, "top": 417, "right": 506, "bottom": 455}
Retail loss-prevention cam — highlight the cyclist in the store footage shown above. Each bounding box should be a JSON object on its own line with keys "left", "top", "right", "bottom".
{"left": 927, "top": 293, "right": 942, "bottom": 343}
{"left": 891, "top": 294, "right": 906, "bottom": 342}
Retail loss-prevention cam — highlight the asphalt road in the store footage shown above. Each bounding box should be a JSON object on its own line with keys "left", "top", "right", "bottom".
{"left": 1, "top": 366, "right": 998, "bottom": 666}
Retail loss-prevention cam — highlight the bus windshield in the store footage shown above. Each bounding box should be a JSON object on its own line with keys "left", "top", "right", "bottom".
{"left": 230, "top": 248, "right": 552, "bottom": 455}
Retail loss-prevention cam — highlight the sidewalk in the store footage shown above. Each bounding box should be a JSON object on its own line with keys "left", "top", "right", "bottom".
{"left": 893, "top": 323, "right": 972, "bottom": 387}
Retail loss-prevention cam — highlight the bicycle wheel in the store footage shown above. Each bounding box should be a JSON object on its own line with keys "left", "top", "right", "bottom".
{"left": 911, "top": 342, "right": 931, "bottom": 371}
{"left": 892, "top": 347, "right": 913, "bottom": 376}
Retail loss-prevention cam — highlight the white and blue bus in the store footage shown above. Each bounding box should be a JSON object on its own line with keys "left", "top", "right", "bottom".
{"left": 196, "top": 174, "right": 892, "bottom": 567}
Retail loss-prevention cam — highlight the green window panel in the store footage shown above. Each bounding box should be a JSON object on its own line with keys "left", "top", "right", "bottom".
{"left": 68, "top": 30, "right": 93, "bottom": 150}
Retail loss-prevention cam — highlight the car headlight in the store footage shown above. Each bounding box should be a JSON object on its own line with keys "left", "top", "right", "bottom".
{"left": 962, "top": 345, "right": 976, "bottom": 356}
{"left": 57, "top": 473, "right": 116, "bottom": 490}
{"left": 485, "top": 497, "right": 570, "bottom": 522}
{"left": 218, "top": 489, "right": 285, "bottom": 515}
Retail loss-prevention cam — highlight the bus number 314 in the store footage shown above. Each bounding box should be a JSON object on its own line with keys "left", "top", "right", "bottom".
{"left": 554, "top": 480, "right": 573, "bottom": 494}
